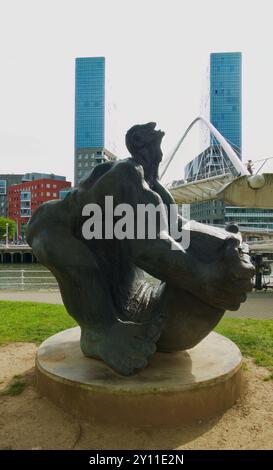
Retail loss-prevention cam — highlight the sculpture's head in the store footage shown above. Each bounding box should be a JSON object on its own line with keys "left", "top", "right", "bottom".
{"left": 126, "top": 122, "right": 165, "bottom": 186}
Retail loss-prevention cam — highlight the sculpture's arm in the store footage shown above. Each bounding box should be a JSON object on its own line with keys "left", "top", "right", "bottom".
{"left": 153, "top": 180, "right": 248, "bottom": 272}
{"left": 152, "top": 180, "right": 228, "bottom": 242}
{"left": 152, "top": 180, "right": 176, "bottom": 205}
{"left": 113, "top": 164, "right": 254, "bottom": 311}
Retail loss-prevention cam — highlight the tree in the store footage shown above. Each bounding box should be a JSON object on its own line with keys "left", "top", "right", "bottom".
{"left": 0, "top": 217, "right": 17, "bottom": 241}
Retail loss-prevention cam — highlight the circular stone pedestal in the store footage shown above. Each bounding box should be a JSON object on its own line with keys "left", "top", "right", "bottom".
{"left": 36, "top": 328, "right": 242, "bottom": 426}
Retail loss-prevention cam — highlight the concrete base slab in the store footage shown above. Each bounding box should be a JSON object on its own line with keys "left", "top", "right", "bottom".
{"left": 36, "top": 328, "right": 242, "bottom": 426}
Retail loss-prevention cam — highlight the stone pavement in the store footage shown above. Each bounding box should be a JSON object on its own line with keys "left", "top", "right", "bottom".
{"left": 0, "top": 290, "right": 272, "bottom": 319}
{"left": 225, "top": 292, "right": 273, "bottom": 320}
{"left": 0, "top": 291, "right": 62, "bottom": 304}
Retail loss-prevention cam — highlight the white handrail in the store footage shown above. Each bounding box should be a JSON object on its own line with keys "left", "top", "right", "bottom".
{"left": 0, "top": 269, "right": 58, "bottom": 291}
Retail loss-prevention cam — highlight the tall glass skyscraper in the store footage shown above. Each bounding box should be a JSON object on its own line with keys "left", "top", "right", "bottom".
{"left": 75, "top": 57, "right": 105, "bottom": 150}
{"left": 74, "top": 57, "right": 117, "bottom": 186}
{"left": 186, "top": 52, "right": 273, "bottom": 233}
{"left": 210, "top": 52, "right": 242, "bottom": 155}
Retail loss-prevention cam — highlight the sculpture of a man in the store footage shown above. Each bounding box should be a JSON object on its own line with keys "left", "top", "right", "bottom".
{"left": 27, "top": 123, "right": 254, "bottom": 375}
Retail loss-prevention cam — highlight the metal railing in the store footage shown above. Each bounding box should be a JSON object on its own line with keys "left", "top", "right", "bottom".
{"left": 248, "top": 240, "right": 273, "bottom": 245}
{"left": 0, "top": 269, "right": 58, "bottom": 290}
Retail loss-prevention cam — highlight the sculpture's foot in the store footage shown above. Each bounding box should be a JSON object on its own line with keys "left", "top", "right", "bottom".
{"left": 80, "top": 316, "right": 164, "bottom": 376}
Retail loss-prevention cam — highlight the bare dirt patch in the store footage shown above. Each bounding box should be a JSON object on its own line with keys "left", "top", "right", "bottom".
{"left": 0, "top": 343, "right": 37, "bottom": 391}
{"left": 0, "top": 343, "right": 272, "bottom": 450}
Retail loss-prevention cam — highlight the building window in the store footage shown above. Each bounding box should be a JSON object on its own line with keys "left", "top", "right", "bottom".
{"left": 46, "top": 192, "right": 50, "bottom": 197}
{"left": 21, "top": 191, "right": 31, "bottom": 201}
{"left": 0, "top": 180, "right": 7, "bottom": 195}
{"left": 53, "top": 192, "right": 57, "bottom": 197}
{"left": 46, "top": 184, "right": 51, "bottom": 188}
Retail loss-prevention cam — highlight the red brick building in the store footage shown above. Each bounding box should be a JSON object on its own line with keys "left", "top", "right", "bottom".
{"left": 8, "top": 178, "right": 71, "bottom": 238}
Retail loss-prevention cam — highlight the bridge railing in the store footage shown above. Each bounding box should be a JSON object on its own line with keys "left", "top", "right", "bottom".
{"left": 0, "top": 269, "right": 58, "bottom": 291}
{"left": 248, "top": 240, "right": 273, "bottom": 245}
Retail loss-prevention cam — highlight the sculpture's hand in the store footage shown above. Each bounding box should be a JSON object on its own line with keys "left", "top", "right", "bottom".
{"left": 199, "top": 237, "right": 255, "bottom": 311}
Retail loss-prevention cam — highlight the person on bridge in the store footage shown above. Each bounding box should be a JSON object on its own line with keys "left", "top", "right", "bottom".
{"left": 247, "top": 159, "right": 254, "bottom": 175}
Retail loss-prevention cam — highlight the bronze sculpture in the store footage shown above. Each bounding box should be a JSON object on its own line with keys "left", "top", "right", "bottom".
{"left": 27, "top": 123, "right": 254, "bottom": 376}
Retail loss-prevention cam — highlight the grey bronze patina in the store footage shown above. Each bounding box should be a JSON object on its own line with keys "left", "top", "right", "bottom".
{"left": 27, "top": 123, "right": 254, "bottom": 376}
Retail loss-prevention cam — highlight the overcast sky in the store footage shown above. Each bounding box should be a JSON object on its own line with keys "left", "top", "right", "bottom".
{"left": 0, "top": 0, "right": 273, "bottom": 185}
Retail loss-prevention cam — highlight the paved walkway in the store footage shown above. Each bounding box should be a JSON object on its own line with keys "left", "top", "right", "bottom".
{"left": 0, "top": 290, "right": 272, "bottom": 319}
{"left": 0, "top": 291, "right": 62, "bottom": 304}
{"left": 226, "top": 292, "right": 273, "bottom": 319}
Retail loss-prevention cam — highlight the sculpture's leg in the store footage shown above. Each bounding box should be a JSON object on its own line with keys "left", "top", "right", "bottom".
{"left": 154, "top": 283, "right": 224, "bottom": 352}
{"left": 123, "top": 278, "right": 224, "bottom": 353}
{"left": 57, "top": 253, "right": 165, "bottom": 376}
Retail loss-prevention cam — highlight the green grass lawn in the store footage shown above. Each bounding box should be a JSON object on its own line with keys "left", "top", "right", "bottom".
{"left": 0, "top": 300, "right": 272, "bottom": 377}
{"left": 215, "top": 318, "right": 273, "bottom": 377}
{"left": 0, "top": 300, "right": 76, "bottom": 344}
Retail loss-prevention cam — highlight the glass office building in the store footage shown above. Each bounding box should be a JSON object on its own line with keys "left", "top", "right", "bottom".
{"left": 210, "top": 52, "right": 242, "bottom": 155}
{"left": 75, "top": 57, "right": 105, "bottom": 150}
{"left": 74, "top": 57, "right": 117, "bottom": 186}
{"left": 186, "top": 52, "right": 273, "bottom": 235}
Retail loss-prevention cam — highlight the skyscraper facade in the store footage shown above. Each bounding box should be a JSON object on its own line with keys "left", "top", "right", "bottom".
{"left": 185, "top": 52, "right": 242, "bottom": 225}
{"left": 210, "top": 52, "right": 242, "bottom": 155}
{"left": 74, "top": 57, "right": 117, "bottom": 186}
{"left": 187, "top": 52, "right": 273, "bottom": 233}
{"left": 75, "top": 57, "right": 105, "bottom": 150}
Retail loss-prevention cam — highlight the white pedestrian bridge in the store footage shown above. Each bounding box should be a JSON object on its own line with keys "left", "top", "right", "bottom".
{"left": 160, "top": 116, "right": 273, "bottom": 209}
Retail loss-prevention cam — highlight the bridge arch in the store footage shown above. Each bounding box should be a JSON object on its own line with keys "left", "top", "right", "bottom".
{"left": 160, "top": 116, "right": 247, "bottom": 180}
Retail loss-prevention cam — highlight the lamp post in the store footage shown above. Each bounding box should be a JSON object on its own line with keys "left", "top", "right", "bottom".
{"left": 5, "top": 222, "right": 9, "bottom": 248}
